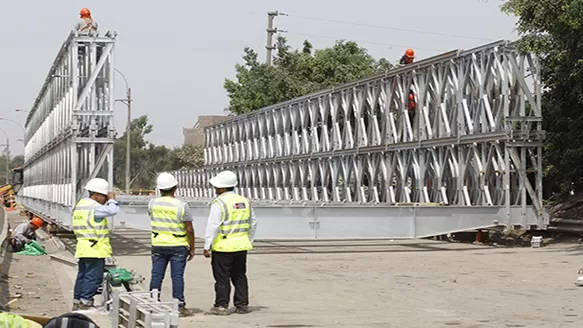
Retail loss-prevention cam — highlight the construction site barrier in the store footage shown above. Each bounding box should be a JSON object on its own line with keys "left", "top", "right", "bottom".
{"left": 129, "top": 189, "right": 155, "bottom": 196}
{"left": 5, "top": 195, "right": 16, "bottom": 212}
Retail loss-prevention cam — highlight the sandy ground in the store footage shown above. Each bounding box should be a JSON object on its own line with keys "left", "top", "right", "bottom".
{"left": 105, "top": 231, "right": 583, "bottom": 328}
{"left": 0, "top": 212, "right": 69, "bottom": 317}
{"left": 7, "top": 218, "right": 583, "bottom": 328}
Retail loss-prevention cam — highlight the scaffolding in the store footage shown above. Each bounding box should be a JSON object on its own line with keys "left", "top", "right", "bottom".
{"left": 18, "top": 31, "right": 117, "bottom": 227}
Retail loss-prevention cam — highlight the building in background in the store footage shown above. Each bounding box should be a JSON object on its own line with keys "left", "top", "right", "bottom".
{"left": 183, "top": 115, "right": 230, "bottom": 147}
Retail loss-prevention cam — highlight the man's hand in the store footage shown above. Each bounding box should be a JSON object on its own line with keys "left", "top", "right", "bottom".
{"left": 187, "top": 248, "right": 195, "bottom": 261}
{"left": 203, "top": 249, "right": 211, "bottom": 258}
{"left": 107, "top": 192, "right": 115, "bottom": 200}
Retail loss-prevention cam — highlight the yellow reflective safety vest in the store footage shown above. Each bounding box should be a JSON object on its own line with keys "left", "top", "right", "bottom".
{"left": 212, "top": 193, "right": 253, "bottom": 252}
{"left": 149, "top": 196, "right": 189, "bottom": 247}
{"left": 72, "top": 198, "right": 112, "bottom": 258}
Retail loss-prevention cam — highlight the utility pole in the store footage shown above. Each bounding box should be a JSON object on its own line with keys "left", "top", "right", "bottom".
{"left": 5, "top": 139, "right": 9, "bottom": 185}
{"left": 266, "top": 11, "right": 285, "bottom": 66}
{"left": 125, "top": 88, "right": 132, "bottom": 193}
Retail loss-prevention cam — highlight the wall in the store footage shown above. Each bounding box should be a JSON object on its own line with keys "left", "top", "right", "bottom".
{"left": 183, "top": 115, "right": 230, "bottom": 147}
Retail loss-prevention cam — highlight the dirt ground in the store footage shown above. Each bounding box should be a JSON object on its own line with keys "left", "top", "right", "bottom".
{"left": 0, "top": 212, "right": 69, "bottom": 318}
{"left": 4, "top": 212, "right": 583, "bottom": 327}
{"left": 107, "top": 232, "right": 583, "bottom": 328}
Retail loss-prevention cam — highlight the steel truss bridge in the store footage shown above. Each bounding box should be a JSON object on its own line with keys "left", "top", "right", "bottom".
{"left": 18, "top": 32, "right": 548, "bottom": 239}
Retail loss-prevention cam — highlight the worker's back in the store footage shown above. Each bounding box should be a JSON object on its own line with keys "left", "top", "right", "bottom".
{"left": 12, "top": 222, "right": 34, "bottom": 241}
{"left": 74, "top": 17, "right": 98, "bottom": 36}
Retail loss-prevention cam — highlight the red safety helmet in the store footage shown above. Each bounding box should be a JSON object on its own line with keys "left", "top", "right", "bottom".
{"left": 80, "top": 8, "right": 91, "bottom": 18}
{"left": 31, "top": 217, "right": 43, "bottom": 228}
{"left": 405, "top": 48, "right": 415, "bottom": 58}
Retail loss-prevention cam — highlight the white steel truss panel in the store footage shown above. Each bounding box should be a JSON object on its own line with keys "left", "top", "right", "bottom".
{"left": 19, "top": 31, "right": 117, "bottom": 227}
{"left": 163, "top": 40, "right": 548, "bottom": 236}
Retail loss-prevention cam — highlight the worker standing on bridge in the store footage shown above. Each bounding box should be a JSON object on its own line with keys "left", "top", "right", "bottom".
{"left": 396, "top": 48, "right": 417, "bottom": 122}
{"left": 72, "top": 178, "right": 119, "bottom": 312}
{"left": 399, "top": 48, "right": 415, "bottom": 66}
{"left": 148, "top": 172, "right": 195, "bottom": 317}
{"left": 203, "top": 170, "right": 257, "bottom": 315}
{"left": 74, "top": 8, "right": 98, "bottom": 36}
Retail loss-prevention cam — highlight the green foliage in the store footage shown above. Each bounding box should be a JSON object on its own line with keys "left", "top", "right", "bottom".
{"left": 0, "top": 154, "right": 23, "bottom": 185}
{"left": 502, "top": 0, "right": 583, "bottom": 198}
{"left": 224, "top": 36, "right": 393, "bottom": 114}
{"left": 113, "top": 115, "right": 204, "bottom": 190}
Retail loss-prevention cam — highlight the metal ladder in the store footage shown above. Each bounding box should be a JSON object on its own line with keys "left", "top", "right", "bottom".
{"left": 110, "top": 289, "right": 179, "bottom": 328}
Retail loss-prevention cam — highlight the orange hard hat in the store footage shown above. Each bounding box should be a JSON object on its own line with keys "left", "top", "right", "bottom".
{"left": 405, "top": 48, "right": 415, "bottom": 58}
{"left": 80, "top": 8, "right": 91, "bottom": 17}
{"left": 31, "top": 217, "right": 43, "bottom": 228}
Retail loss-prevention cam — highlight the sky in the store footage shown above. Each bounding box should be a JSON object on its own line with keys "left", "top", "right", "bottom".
{"left": 0, "top": 0, "right": 518, "bottom": 155}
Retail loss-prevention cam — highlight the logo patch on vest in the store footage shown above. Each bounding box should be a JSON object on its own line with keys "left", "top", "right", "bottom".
{"left": 232, "top": 202, "right": 247, "bottom": 209}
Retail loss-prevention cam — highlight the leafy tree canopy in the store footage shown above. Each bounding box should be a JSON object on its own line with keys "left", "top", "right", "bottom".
{"left": 503, "top": 0, "right": 583, "bottom": 198}
{"left": 224, "top": 36, "right": 393, "bottom": 115}
{"left": 113, "top": 115, "right": 204, "bottom": 189}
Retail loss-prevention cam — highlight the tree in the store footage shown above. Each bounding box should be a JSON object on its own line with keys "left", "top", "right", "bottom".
{"left": 10, "top": 155, "right": 24, "bottom": 168}
{"left": 224, "top": 36, "right": 393, "bottom": 115}
{"left": 502, "top": 0, "right": 583, "bottom": 198}
{"left": 172, "top": 145, "right": 205, "bottom": 169}
{"left": 113, "top": 115, "right": 205, "bottom": 190}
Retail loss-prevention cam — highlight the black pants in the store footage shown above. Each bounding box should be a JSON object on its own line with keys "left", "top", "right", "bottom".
{"left": 211, "top": 251, "right": 249, "bottom": 308}
{"left": 9, "top": 238, "right": 25, "bottom": 252}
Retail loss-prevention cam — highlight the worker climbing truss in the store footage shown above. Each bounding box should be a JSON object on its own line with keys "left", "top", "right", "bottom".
{"left": 19, "top": 31, "right": 117, "bottom": 227}
{"left": 165, "top": 40, "right": 548, "bottom": 237}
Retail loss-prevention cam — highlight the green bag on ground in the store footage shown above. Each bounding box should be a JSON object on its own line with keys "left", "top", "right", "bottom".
{"left": 16, "top": 240, "right": 47, "bottom": 256}
{"left": 107, "top": 267, "right": 134, "bottom": 285}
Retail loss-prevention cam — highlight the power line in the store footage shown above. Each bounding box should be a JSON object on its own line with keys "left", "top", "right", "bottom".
{"left": 285, "top": 13, "right": 493, "bottom": 42}
{"left": 290, "top": 31, "right": 448, "bottom": 52}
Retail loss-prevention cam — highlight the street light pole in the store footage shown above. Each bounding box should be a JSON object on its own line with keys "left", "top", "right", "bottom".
{"left": 115, "top": 69, "right": 132, "bottom": 193}
{"left": 4, "top": 140, "right": 8, "bottom": 185}
{"left": 0, "top": 118, "right": 25, "bottom": 157}
{"left": 0, "top": 118, "right": 25, "bottom": 135}
{"left": 125, "top": 87, "right": 132, "bottom": 194}
{"left": 0, "top": 128, "right": 10, "bottom": 185}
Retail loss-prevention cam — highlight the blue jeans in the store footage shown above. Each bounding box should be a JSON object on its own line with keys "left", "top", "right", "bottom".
{"left": 73, "top": 258, "right": 105, "bottom": 305}
{"left": 149, "top": 246, "right": 188, "bottom": 307}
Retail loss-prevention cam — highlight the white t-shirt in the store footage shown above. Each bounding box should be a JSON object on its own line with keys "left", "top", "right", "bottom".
{"left": 74, "top": 17, "right": 99, "bottom": 36}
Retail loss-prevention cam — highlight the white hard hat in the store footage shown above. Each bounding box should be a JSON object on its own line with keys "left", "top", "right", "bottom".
{"left": 84, "top": 178, "right": 109, "bottom": 195}
{"left": 156, "top": 172, "right": 178, "bottom": 190}
{"left": 209, "top": 170, "right": 238, "bottom": 188}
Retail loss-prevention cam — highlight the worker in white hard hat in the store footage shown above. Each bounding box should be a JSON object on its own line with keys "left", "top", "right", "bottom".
{"left": 203, "top": 170, "right": 257, "bottom": 315}
{"left": 148, "top": 172, "right": 195, "bottom": 317}
{"left": 72, "top": 178, "right": 119, "bottom": 312}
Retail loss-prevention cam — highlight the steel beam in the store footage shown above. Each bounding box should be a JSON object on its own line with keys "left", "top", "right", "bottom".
{"left": 18, "top": 31, "right": 117, "bottom": 227}
{"left": 168, "top": 40, "right": 548, "bottom": 235}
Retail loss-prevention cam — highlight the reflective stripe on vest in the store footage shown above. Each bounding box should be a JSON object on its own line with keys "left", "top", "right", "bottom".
{"left": 149, "top": 197, "right": 189, "bottom": 247}
{"left": 211, "top": 193, "right": 253, "bottom": 253}
{"left": 72, "top": 198, "right": 111, "bottom": 258}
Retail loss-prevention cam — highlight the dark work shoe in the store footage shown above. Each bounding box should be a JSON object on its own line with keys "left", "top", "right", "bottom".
{"left": 208, "top": 306, "right": 229, "bottom": 316}
{"left": 179, "top": 306, "right": 193, "bottom": 317}
{"left": 235, "top": 306, "right": 250, "bottom": 314}
{"left": 77, "top": 303, "right": 94, "bottom": 311}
